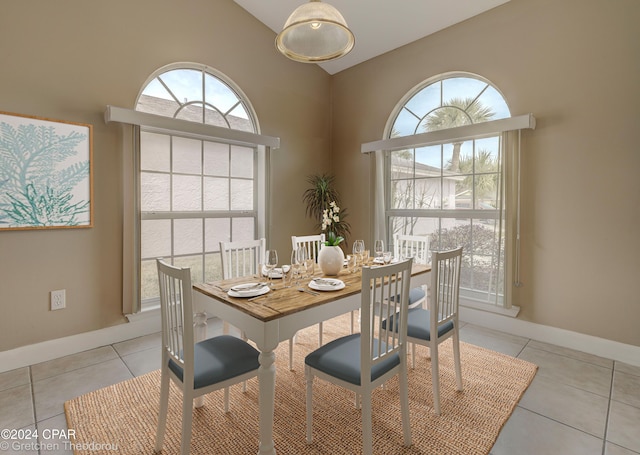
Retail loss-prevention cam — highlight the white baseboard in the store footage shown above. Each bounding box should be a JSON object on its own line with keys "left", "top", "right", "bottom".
{"left": 2, "top": 307, "right": 639, "bottom": 374}
{"left": 460, "top": 306, "right": 640, "bottom": 368}
{"left": 0, "top": 311, "right": 162, "bottom": 374}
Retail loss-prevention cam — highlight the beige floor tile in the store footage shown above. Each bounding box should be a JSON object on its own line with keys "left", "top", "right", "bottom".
{"left": 112, "top": 332, "right": 162, "bottom": 357}
{"left": 38, "top": 413, "right": 74, "bottom": 455}
{"left": 527, "top": 339, "right": 613, "bottom": 369}
{"left": 459, "top": 323, "right": 528, "bottom": 357}
{"left": 492, "top": 407, "right": 603, "bottom": 455}
{"left": 121, "top": 346, "right": 161, "bottom": 377}
{"left": 519, "top": 375, "right": 609, "bottom": 437}
{"left": 606, "top": 441, "right": 640, "bottom": 455}
{"left": 0, "top": 367, "right": 30, "bottom": 392}
{"left": 607, "top": 401, "right": 640, "bottom": 453}
{"left": 613, "top": 371, "right": 640, "bottom": 408}
{"left": 31, "top": 346, "right": 119, "bottom": 382}
{"left": 33, "top": 358, "right": 132, "bottom": 422}
{"left": 0, "top": 384, "right": 34, "bottom": 430}
{"left": 518, "top": 346, "right": 613, "bottom": 397}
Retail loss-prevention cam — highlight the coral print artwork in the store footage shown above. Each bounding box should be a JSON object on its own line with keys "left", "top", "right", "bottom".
{"left": 0, "top": 111, "right": 93, "bottom": 230}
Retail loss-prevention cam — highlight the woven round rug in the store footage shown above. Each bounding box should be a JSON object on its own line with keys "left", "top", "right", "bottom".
{"left": 64, "top": 314, "right": 537, "bottom": 454}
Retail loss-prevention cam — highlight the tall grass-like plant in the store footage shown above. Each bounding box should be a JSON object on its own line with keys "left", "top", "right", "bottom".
{"left": 302, "top": 173, "right": 351, "bottom": 246}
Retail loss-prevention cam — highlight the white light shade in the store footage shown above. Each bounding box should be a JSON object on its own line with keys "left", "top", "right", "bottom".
{"left": 276, "top": 0, "right": 355, "bottom": 63}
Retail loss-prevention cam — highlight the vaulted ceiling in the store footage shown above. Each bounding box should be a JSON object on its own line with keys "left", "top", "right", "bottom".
{"left": 234, "top": 0, "right": 510, "bottom": 74}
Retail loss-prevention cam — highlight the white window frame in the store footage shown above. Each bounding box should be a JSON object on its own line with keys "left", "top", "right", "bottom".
{"left": 362, "top": 115, "right": 534, "bottom": 315}
{"left": 105, "top": 67, "right": 278, "bottom": 315}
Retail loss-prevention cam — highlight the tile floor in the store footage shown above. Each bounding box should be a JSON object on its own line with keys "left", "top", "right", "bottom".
{"left": 1, "top": 318, "right": 639, "bottom": 455}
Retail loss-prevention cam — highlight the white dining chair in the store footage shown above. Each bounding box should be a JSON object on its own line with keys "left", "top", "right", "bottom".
{"left": 393, "top": 233, "right": 430, "bottom": 309}
{"left": 305, "top": 259, "right": 413, "bottom": 455}
{"left": 384, "top": 247, "right": 463, "bottom": 415}
{"left": 155, "top": 259, "right": 260, "bottom": 455}
{"left": 290, "top": 234, "right": 327, "bottom": 370}
{"left": 220, "top": 238, "right": 265, "bottom": 281}
{"left": 220, "top": 238, "right": 298, "bottom": 372}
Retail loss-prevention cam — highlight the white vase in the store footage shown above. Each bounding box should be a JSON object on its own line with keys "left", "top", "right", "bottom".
{"left": 318, "top": 245, "right": 345, "bottom": 276}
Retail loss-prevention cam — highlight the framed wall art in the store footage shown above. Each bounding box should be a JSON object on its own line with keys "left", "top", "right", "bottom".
{"left": 0, "top": 111, "right": 93, "bottom": 230}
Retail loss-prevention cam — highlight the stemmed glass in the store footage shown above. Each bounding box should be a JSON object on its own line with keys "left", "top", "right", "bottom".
{"left": 352, "top": 239, "right": 364, "bottom": 266}
{"left": 374, "top": 240, "right": 384, "bottom": 262}
{"left": 265, "top": 249, "right": 278, "bottom": 288}
{"left": 291, "top": 248, "right": 301, "bottom": 286}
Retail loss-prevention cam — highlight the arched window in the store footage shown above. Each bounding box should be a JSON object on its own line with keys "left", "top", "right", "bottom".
{"left": 135, "top": 64, "right": 263, "bottom": 305}
{"left": 383, "top": 73, "right": 519, "bottom": 310}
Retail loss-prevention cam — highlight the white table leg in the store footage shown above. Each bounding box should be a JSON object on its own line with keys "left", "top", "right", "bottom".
{"left": 193, "top": 311, "right": 207, "bottom": 408}
{"left": 257, "top": 349, "right": 277, "bottom": 455}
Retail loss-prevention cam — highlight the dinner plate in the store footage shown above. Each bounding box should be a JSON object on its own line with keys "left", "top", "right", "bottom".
{"left": 373, "top": 257, "right": 399, "bottom": 264}
{"left": 309, "top": 278, "right": 345, "bottom": 291}
{"left": 228, "top": 283, "right": 270, "bottom": 298}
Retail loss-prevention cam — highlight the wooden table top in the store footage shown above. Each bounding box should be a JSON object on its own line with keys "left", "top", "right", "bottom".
{"left": 193, "top": 263, "right": 430, "bottom": 323}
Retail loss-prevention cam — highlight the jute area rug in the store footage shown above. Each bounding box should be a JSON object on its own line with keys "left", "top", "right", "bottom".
{"left": 65, "top": 314, "right": 537, "bottom": 454}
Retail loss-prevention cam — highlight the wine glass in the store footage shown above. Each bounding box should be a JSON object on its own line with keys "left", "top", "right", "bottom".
{"left": 383, "top": 251, "right": 393, "bottom": 265}
{"left": 352, "top": 239, "right": 364, "bottom": 266}
{"left": 374, "top": 240, "right": 384, "bottom": 262}
{"left": 291, "top": 248, "right": 301, "bottom": 286}
{"left": 265, "top": 249, "right": 278, "bottom": 288}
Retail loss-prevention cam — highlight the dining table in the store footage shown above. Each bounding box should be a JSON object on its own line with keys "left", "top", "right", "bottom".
{"left": 192, "top": 260, "right": 431, "bottom": 455}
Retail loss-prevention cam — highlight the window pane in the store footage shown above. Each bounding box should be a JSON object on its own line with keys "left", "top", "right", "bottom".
{"left": 204, "top": 252, "right": 223, "bottom": 282}
{"left": 204, "top": 141, "right": 229, "bottom": 176}
{"left": 174, "top": 219, "right": 203, "bottom": 255}
{"left": 203, "top": 177, "right": 229, "bottom": 210}
{"left": 205, "top": 218, "right": 231, "bottom": 252}
{"left": 141, "top": 219, "right": 171, "bottom": 258}
{"left": 141, "top": 173, "right": 170, "bottom": 211}
{"left": 173, "top": 175, "right": 202, "bottom": 211}
{"left": 173, "top": 137, "right": 202, "bottom": 174}
{"left": 173, "top": 255, "right": 204, "bottom": 284}
{"left": 230, "top": 145, "right": 254, "bottom": 178}
{"left": 161, "top": 69, "right": 203, "bottom": 104}
{"left": 140, "top": 259, "right": 159, "bottom": 301}
{"left": 230, "top": 179, "right": 253, "bottom": 210}
{"left": 140, "top": 132, "right": 170, "bottom": 172}
{"left": 204, "top": 74, "right": 239, "bottom": 114}
{"left": 232, "top": 217, "right": 255, "bottom": 241}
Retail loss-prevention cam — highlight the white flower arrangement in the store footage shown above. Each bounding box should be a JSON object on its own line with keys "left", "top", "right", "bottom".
{"left": 321, "top": 201, "right": 344, "bottom": 246}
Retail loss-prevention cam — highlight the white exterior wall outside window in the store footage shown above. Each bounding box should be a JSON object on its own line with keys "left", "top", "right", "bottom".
{"left": 135, "top": 64, "right": 263, "bottom": 307}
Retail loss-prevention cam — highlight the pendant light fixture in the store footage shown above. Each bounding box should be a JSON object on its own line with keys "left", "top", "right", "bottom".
{"left": 276, "top": 0, "right": 355, "bottom": 63}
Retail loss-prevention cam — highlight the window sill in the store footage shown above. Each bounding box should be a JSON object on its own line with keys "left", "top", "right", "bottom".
{"left": 460, "top": 298, "right": 520, "bottom": 318}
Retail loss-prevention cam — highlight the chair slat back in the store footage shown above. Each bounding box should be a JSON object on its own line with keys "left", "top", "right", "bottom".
{"left": 360, "top": 259, "right": 413, "bottom": 384}
{"left": 430, "top": 247, "right": 463, "bottom": 329}
{"left": 291, "top": 234, "right": 326, "bottom": 262}
{"left": 220, "top": 238, "right": 266, "bottom": 279}
{"left": 393, "top": 233, "right": 430, "bottom": 264}
{"left": 157, "top": 259, "right": 194, "bottom": 374}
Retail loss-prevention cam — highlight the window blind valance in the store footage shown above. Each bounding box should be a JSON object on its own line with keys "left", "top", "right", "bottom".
{"left": 105, "top": 105, "right": 280, "bottom": 149}
{"left": 361, "top": 114, "right": 535, "bottom": 153}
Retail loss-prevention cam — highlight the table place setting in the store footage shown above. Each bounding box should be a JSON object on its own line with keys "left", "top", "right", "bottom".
{"left": 309, "top": 277, "right": 346, "bottom": 291}
{"left": 227, "top": 282, "right": 270, "bottom": 298}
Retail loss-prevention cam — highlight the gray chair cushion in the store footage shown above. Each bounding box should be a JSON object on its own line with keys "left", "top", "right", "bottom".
{"left": 382, "top": 307, "right": 454, "bottom": 342}
{"left": 409, "top": 287, "right": 426, "bottom": 305}
{"left": 305, "top": 333, "right": 400, "bottom": 385}
{"left": 389, "top": 287, "right": 425, "bottom": 305}
{"left": 169, "top": 335, "right": 260, "bottom": 389}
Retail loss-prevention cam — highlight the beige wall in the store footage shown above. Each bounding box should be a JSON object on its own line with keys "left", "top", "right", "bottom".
{"left": 0, "top": 0, "right": 331, "bottom": 350}
{"left": 1, "top": 0, "right": 638, "bottom": 353}
{"left": 331, "top": 0, "right": 640, "bottom": 346}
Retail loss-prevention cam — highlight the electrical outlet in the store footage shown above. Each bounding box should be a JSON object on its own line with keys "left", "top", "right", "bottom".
{"left": 51, "top": 289, "right": 66, "bottom": 310}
